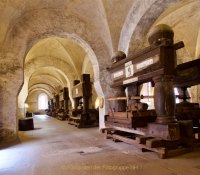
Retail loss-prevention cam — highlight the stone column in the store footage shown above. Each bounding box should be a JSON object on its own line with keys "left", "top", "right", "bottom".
{"left": 0, "top": 76, "right": 23, "bottom": 142}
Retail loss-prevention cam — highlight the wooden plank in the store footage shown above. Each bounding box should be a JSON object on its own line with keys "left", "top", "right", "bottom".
{"left": 112, "top": 134, "right": 165, "bottom": 154}
{"left": 106, "top": 118, "right": 132, "bottom": 124}
{"left": 162, "top": 147, "right": 189, "bottom": 159}
{"left": 69, "top": 116, "right": 81, "bottom": 120}
{"left": 111, "top": 126, "right": 147, "bottom": 135}
{"left": 107, "top": 112, "right": 132, "bottom": 119}
{"left": 112, "top": 134, "right": 138, "bottom": 145}
{"left": 106, "top": 95, "right": 154, "bottom": 101}
{"left": 100, "top": 128, "right": 113, "bottom": 133}
{"left": 105, "top": 121, "right": 132, "bottom": 129}
{"left": 112, "top": 134, "right": 191, "bottom": 159}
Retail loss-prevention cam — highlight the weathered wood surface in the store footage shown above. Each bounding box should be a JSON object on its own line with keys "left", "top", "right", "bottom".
{"left": 69, "top": 74, "right": 99, "bottom": 128}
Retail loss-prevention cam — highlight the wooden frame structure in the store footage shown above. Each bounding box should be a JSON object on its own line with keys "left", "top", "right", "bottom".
{"left": 103, "top": 25, "right": 200, "bottom": 158}
{"left": 51, "top": 94, "right": 59, "bottom": 118}
{"left": 68, "top": 74, "right": 99, "bottom": 128}
{"left": 46, "top": 99, "right": 53, "bottom": 116}
{"left": 57, "top": 87, "right": 70, "bottom": 120}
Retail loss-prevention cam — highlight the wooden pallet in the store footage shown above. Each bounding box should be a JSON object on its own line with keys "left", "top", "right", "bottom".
{"left": 68, "top": 116, "right": 81, "bottom": 127}
{"left": 103, "top": 128, "right": 200, "bottom": 159}
{"left": 68, "top": 115, "right": 99, "bottom": 128}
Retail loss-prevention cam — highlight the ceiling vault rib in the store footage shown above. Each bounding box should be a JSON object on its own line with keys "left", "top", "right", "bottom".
{"left": 54, "top": 38, "right": 80, "bottom": 78}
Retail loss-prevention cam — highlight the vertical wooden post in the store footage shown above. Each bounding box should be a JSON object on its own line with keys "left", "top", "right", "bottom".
{"left": 153, "top": 75, "right": 176, "bottom": 123}
{"left": 63, "top": 87, "right": 69, "bottom": 113}
{"left": 73, "top": 80, "right": 80, "bottom": 109}
{"left": 82, "top": 74, "right": 91, "bottom": 113}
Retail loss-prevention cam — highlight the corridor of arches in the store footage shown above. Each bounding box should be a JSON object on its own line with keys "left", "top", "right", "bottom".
{"left": 0, "top": 1, "right": 200, "bottom": 174}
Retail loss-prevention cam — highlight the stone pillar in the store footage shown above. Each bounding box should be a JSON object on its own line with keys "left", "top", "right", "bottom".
{"left": 0, "top": 77, "right": 23, "bottom": 142}
{"left": 18, "top": 79, "right": 29, "bottom": 118}
{"left": 153, "top": 75, "right": 176, "bottom": 123}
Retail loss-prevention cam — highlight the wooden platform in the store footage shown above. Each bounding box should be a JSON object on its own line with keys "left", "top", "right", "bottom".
{"left": 57, "top": 113, "right": 69, "bottom": 121}
{"left": 68, "top": 112, "right": 99, "bottom": 128}
{"left": 68, "top": 115, "right": 81, "bottom": 127}
{"left": 102, "top": 127, "right": 200, "bottom": 159}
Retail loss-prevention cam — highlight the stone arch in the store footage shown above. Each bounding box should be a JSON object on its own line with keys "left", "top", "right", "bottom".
{"left": 20, "top": 64, "right": 74, "bottom": 111}
{"left": 28, "top": 88, "right": 53, "bottom": 99}
{"left": 28, "top": 84, "right": 56, "bottom": 97}
{"left": 196, "top": 28, "right": 200, "bottom": 58}
{"left": 2, "top": 8, "right": 111, "bottom": 66}
{"left": 118, "top": 0, "right": 181, "bottom": 54}
{"left": 149, "top": 0, "right": 200, "bottom": 61}
{"left": 1, "top": 7, "right": 111, "bottom": 95}
{"left": 26, "top": 57, "right": 75, "bottom": 83}
{"left": 23, "top": 33, "right": 110, "bottom": 128}
{"left": 29, "top": 75, "right": 64, "bottom": 90}
{"left": 0, "top": 7, "right": 115, "bottom": 140}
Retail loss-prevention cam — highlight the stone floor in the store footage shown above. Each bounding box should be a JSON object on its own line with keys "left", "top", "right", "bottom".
{"left": 0, "top": 115, "right": 200, "bottom": 175}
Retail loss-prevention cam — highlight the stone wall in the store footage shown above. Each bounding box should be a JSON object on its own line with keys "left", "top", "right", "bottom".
{"left": 0, "top": 0, "right": 199, "bottom": 142}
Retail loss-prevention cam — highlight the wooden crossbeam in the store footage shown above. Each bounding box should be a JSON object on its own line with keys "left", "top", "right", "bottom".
{"left": 106, "top": 95, "right": 154, "bottom": 101}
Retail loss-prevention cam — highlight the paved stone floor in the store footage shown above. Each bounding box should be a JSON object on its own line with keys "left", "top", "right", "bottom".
{"left": 0, "top": 115, "right": 200, "bottom": 175}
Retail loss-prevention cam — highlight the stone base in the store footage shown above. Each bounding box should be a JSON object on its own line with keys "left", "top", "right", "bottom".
{"left": 147, "top": 122, "right": 180, "bottom": 141}
{"left": 0, "top": 128, "right": 18, "bottom": 143}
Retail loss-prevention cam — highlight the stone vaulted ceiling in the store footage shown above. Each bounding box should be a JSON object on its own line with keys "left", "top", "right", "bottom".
{"left": 0, "top": 0, "right": 199, "bottom": 108}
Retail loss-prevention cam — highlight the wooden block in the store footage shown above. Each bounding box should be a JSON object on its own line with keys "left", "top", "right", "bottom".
{"left": 164, "top": 147, "right": 188, "bottom": 159}
{"left": 146, "top": 138, "right": 163, "bottom": 148}
{"left": 18, "top": 118, "right": 34, "bottom": 131}
{"left": 112, "top": 134, "right": 137, "bottom": 145}
{"left": 100, "top": 128, "right": 108, "bottom": 133}
{"left": 179, "top": 120, "right": 193, "bottom": 138}
{"left": 105, "top": 133, "right": 112, "bottom": 139}
{"left": 147, "top": 123, "right": 180, "bottom": 141}
{"left": 113, "top": 138, "right": 122, "bottom": 142}
{"left": 162, "top": 140, "right": 179, "bottom": 149}
{"left": 104, "top": 128, "right": 115, "bottom": 134}
{"left": 158, "top": 148, "right": 168, "bottom": 159}
{"left": 141, "top": 148, "right": 152, "bottom": 152}
{"left": 104, "top": 129, "right": 115, "bottom": 139}
{"left": 136, "top": 136, "right": 153, "bottom": 144}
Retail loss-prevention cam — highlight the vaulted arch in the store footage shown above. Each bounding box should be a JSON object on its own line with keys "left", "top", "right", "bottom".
{"left": 119, "top": 0, "right": 181, "bottom": 54}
